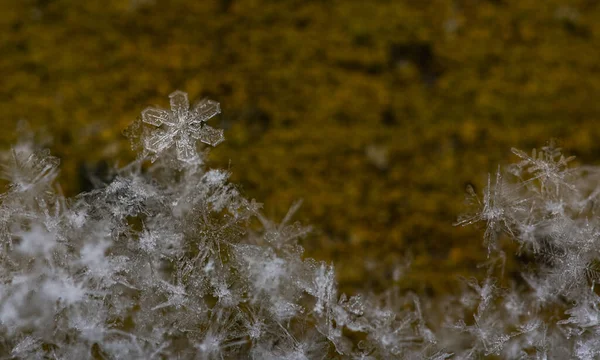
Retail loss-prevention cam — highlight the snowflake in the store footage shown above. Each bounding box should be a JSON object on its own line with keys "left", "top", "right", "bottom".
{"left": 141, "top": 90, "right": 223, "bottom": 163}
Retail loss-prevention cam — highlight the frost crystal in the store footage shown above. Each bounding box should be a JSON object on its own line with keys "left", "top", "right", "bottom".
{"left": 7, "top": 92, "right": 600, "bottom": 359}
{"left": 1, "top": 146, "right": 59, "bottom": 194}
{"left": 140, "top": 90, "right": 223, "bottom": 163}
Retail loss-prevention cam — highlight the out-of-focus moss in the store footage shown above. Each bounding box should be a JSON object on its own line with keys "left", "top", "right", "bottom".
{"left": 2, "top": 0, "right": 600, "bottom": 295}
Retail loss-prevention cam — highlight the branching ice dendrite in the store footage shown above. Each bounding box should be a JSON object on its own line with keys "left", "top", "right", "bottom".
{"left": 1, "top": 146, "right": 59, "bottom": 195}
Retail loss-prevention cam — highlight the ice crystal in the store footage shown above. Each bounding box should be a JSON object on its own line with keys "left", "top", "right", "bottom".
{"left": 5, "top": 91, "right": 600, "bottom": 359}
{"left": 140, "top": 90, "right": 223, "bottom": 163}
{"left": 0, "top": 146, "right": 59, "bottom": 195}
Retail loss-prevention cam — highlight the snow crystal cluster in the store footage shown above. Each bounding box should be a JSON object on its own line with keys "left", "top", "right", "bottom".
{"left": 451, "top": 142, "right": 600, "bottom": 358}
{"left": 0, "top": 92, "right": 441, "bottom": 359}
{"left": 1, "top": 91, "right": 600, "bottom": 359}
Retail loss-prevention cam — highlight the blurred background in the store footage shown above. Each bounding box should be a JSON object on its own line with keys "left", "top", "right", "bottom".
{"left": 2, "top": 0, "right": 600, "bottom": 296}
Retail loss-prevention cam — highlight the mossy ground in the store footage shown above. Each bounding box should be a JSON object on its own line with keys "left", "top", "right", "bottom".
{"left": 2, "top": 0, "right": 600, "bottom": 296}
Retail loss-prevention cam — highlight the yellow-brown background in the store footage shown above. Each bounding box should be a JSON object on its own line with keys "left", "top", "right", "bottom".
{"left": 2, "top": 0, "right": 600, "bottom": 295}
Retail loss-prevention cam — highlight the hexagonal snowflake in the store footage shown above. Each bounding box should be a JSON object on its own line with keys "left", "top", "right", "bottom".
{"left": 140, "top": 90, "right": 223, "bottom": 163}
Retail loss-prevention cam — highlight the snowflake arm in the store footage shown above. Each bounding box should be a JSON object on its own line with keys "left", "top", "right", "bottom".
{"left": 141, "top": 107, "right": 172, "bottom": 127}
{"left": 193, "top": 125, "right": 224, "bottom": 147}
{"left": 192, "top": 99, "right": 221, "bottom": 123}
{"left": 169, "top": 90, "right": 190, "bottom": 122}
{"left": 175, "top": 136, "right": 196, "bottom": 163}
{"left": 191, "top": 99, "right": 224, "bottom": 146}
{"left": 144, "top": 128, "right": 175, "bottom": 154}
